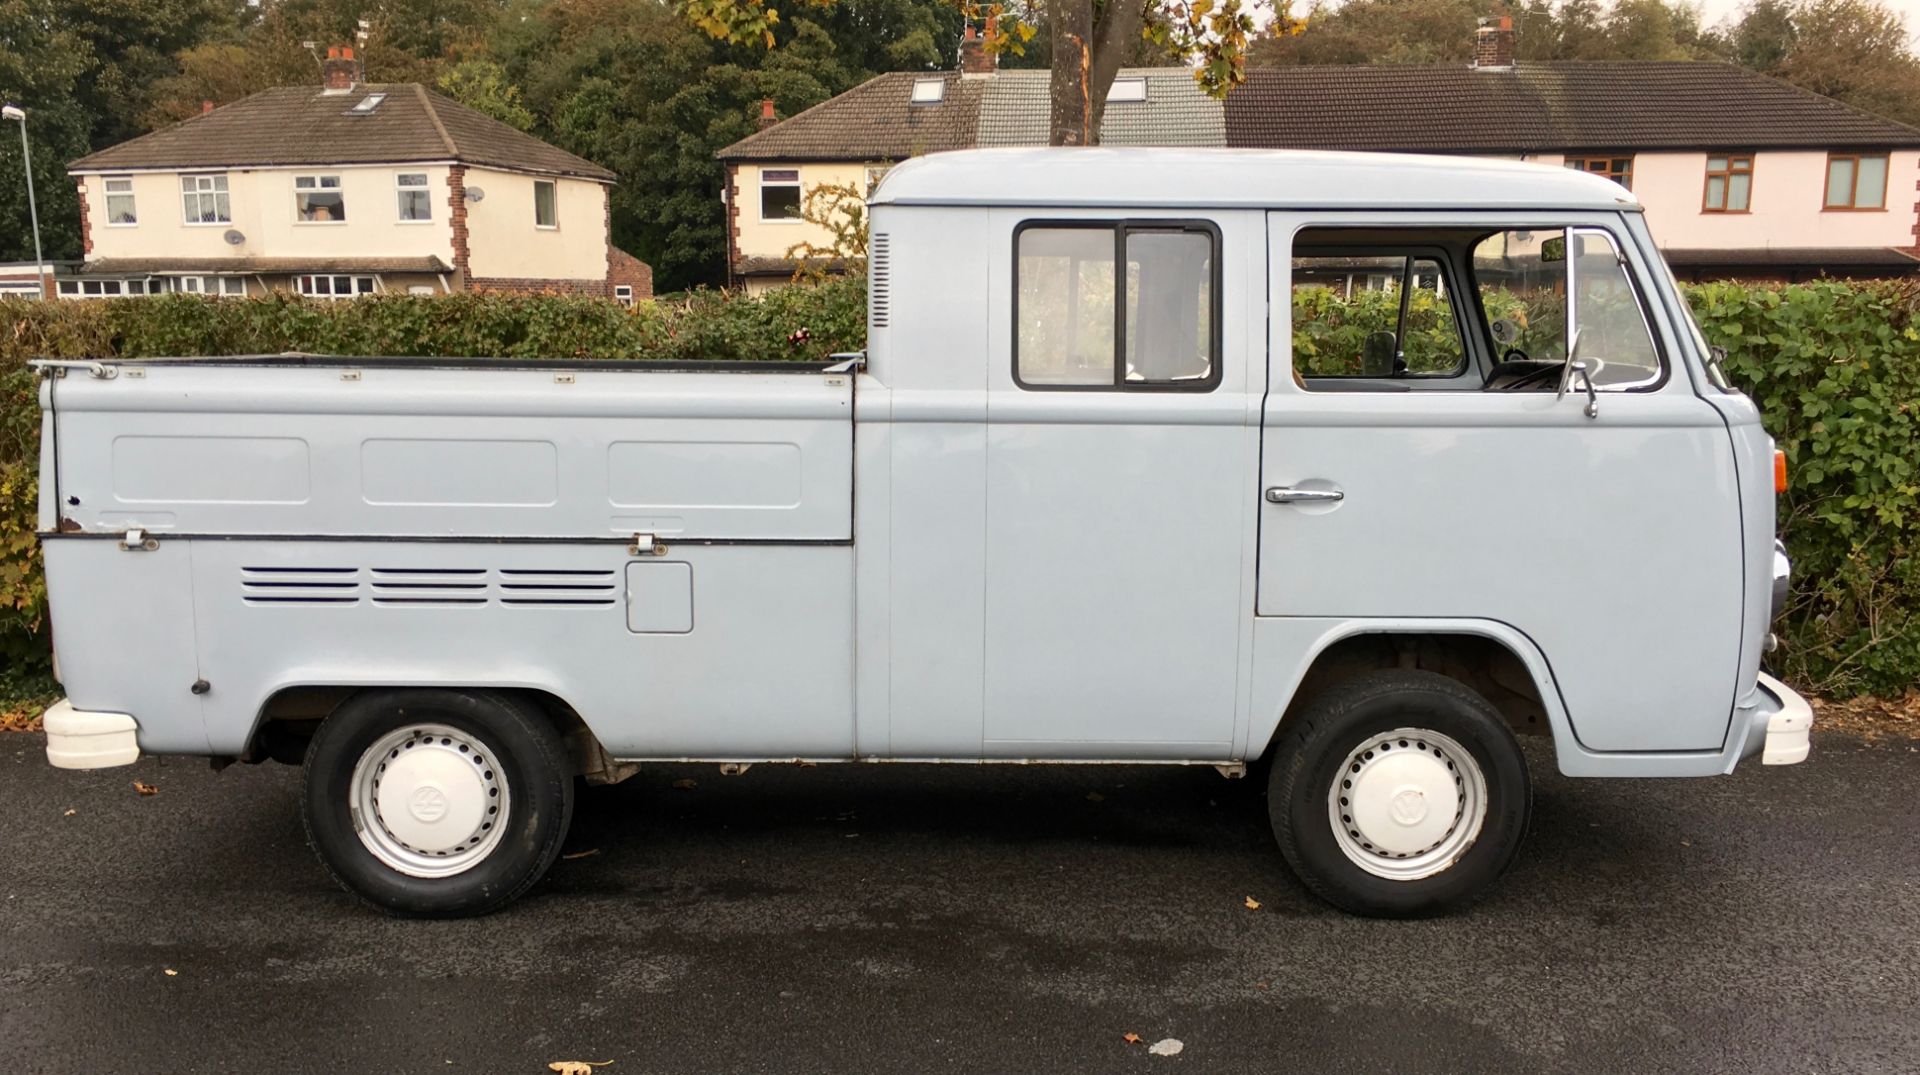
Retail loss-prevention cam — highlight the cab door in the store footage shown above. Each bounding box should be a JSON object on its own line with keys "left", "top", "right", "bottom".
{"left": 1260, "top": 212, "right": 1745, "bottom": 753}
{"left": 978, "top": 210, "right": 1261, "bottom": 758}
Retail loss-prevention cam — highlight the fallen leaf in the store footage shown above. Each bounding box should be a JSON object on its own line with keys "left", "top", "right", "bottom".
{"left": 1149, "top": 1038, "right": 1184, "bottom": 1057}
{"left": 1122, "top": 1033, "right": 1142, "bottom": 1045}
{"left": 63, "top": 808, "right": 76, "bottom": 817}
{"left": 1085, "top": 791, "right": 1106, "bottom": 802}
{"left": 1254, "top": 981, "right": 1269, "bottom": 990}
{"left": 561, "top": 848, "right": 601, "bottom": 861}
{"left": 133, "top": 781, "right": 158, "bottom": 796}
{"left": 548, "top": 1063, "right": 614, "bottom": 1074}
{"left": 1244, "top": 896, "right": 1261, "bottom": 910}
{"left": 163, "top": 968, "right": 178, "bottom": 977}
{"left": 671, "top": 779, "right": 697, "bottom": 791}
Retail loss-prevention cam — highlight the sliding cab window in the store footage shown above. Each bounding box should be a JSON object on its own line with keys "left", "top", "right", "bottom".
{"left": 1471, "top": 228, "right": 1663, "bottom": 390}
{"left": 1014, "top": 222, "right": 1220, "bottom": 390}
{"left": 1291, "top": 252, "right": 1468, "bottom": 386}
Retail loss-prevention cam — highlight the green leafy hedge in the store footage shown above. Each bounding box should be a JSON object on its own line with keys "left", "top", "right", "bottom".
{"left": 3, "top": 278, "right": 1917, "bottom": 698}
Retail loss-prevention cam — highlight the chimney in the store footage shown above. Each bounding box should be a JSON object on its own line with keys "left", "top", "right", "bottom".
{"left": 759, "top": 98, "right": 777, "bottom": 129}
{"left": 201, "top": 100, "right": 215, "bottom": 115}
{"left": 322, "top": 45, "right": 364, "bottom": 92}
{"left": 1472, "top": 16, "right": 1515, "bottom": 70}
{"left": 960, "top": 23, "right": 996, "bottom": 76}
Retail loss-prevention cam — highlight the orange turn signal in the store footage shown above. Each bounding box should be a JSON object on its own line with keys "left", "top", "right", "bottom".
{"left": 1773, "top": 450, "right": 1788, "bottom": 493}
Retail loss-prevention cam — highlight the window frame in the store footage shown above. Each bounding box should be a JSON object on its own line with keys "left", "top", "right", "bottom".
{"left": 533, "top": 180, "right": 559, "bottom": 229}
{"left": 293, "top": 174, "right": 348, "bottom": 225}
{"left": 180, "top": 173, "right": 231, "bottom": 225}
{"left": 395, "top": 172, "right": 433, "bottom": 223}
{"left": 1823, "top": 152, "right": 1889, "bottom": 211}
{"left": 1565, "top": 155, "right": 1634, "bottom": 190}
{"left": 614, "top": 284, "right": 635, "bottom": 307}
{"left": 1010, "top": 218, "right": 1224, "bottom": 394}
{"left": 1701, "top": 153, "right": 1754, "bottom": 213}
{"left": 1288, "top": 244, "right": 1476, "bottom": 383}
{"left": 758, "top": 168, "right": 802, "bottom": 223}
{"left": 102, "top": 176, "right": 138, "bottom": 227}
{"left": 295, "top": 274, "right": 379, "bottom": 299}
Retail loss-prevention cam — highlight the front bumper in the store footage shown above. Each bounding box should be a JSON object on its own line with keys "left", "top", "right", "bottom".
{"left": 1752, "top": 672, "right": 1812, "bottom": 766}
{"left": 43, "top": 700, "right": 141, "bottom": 769}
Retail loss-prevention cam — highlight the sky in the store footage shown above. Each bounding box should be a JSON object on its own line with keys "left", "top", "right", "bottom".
{"left": 1277, "top": 0, "right": 1920, "bottom": 45}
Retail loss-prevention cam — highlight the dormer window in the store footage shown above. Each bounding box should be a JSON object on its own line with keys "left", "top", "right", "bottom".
{"left": 1107, "top": 77, "right": 1147, "bottom": 103}
{"left": 910, "top": 78, "right": 946, "bottom": 105}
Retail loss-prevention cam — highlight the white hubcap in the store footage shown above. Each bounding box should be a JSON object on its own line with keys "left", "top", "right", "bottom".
{"left": 1328, "top": 728, "right": 1488, "bottom": 881}
{"left": 350, "top": 723, "right": 510, "bottom": 878}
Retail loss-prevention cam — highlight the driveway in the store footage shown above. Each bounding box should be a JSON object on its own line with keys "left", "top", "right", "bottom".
{"left": 1, "top": 731, "right": 1916, "bottom": 1074}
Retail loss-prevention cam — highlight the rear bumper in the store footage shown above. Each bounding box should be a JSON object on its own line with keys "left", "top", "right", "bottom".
{"left": 43, "top": 700, "right": 141, "bottom": 769}
{"left": 1751, "top": 672, "right": 1812, "bottom": 766}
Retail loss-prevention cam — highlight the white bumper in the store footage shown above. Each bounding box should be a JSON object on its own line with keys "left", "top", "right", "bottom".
{"left": 1755, "top": 672, "right": 1812, "bottom": 766}
{"left": 43, "top": 700, "right": 142, "bottom": 769}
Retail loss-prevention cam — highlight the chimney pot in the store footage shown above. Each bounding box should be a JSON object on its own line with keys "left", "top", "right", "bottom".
{"left": 321, "top": 44, "right": 364, "bottom": 91}
{"left": 201, "top": 100, "right": 214, "bottom": 115}
{"left": 959, "top": 21, "right": 996, "bottom": 76}
{"left": 758, "top": 98, "right": 777, "bottom": 129}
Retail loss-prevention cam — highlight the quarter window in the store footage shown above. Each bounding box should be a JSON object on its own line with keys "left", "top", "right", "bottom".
{"left": 1825, "top": 153, "right": 1888, "bottom": 209}
{"left": 396, "top": 173, "right": 432, "bottom": 221}
{"left": 534, "top": 180, "right": 558, "bottom": 228}
{"left": 760, "top": 169, "right": 801, "bottom": 220}
{"left": 103, "top": 177, "right": 137, "bottom": 225}
{"left": 1014, "top": 222, "right": 1218, "bottom": 390}
{"left": 1565, "top": 155, "right": 1633, "bottom": 190}
{"left": 295, "top": 175, "right": 346, "bottom": 222}
{"left": 1703, "top": 155, "right": 1753, "bottom": 212}
{"left": 180, "top": 174, "right": 230, "bottom": 224}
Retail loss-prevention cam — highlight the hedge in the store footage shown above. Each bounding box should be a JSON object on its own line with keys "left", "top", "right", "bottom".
{"left": 3, "top": 277, "right": 1916, "bottom": 698}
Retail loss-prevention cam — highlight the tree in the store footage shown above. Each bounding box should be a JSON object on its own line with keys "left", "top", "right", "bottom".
{"left": 0, "top": 0, "right": 92, "bottom": 262}
{"left": 683, "top": 0, "right": 1289, "bottom": 146}
{"left": 1764, "top": 0, "right": 1920, "bottom": 126}
{"left": 438, "top": 58, "right": 536, "bottom": 129}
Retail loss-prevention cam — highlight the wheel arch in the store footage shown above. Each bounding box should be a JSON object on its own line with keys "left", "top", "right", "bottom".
{"left": 1250, "top": 619, "right": 1573, "bottom": 766}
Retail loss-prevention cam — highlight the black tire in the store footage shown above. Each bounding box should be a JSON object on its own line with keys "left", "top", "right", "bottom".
{"left": 1268, "top": 669, "right": 1530, "bottom": 918}
{"left": 301, "top": 688, "right": 574, "bottom": 918}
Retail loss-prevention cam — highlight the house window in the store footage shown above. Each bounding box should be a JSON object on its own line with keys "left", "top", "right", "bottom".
{"left": 295, "top": 175, "right": 347, "bottom": 222}
{"left": 1825, "top": 153, "right": 1888, "bottom": 210}
{"left": 1566, "top": 155, "right": 1633, "bottom": 190}
{"left": 296, "top": 274, "right": 377, "bottom": 299}
{"left": 57, "top": 281, "right": 78, "bottom": 297}
{"left": 104, "top": 177, "right": 137, "bottom": 225}
{"left": 181, "top": 173, "right": 230, "bottom": 224}
{"left": 1704, "top": 155, "right": 1753, "bottom": 212}
{"left": 534, "top": 180, "right": 558, "bottom": 228}
{"left": 760, "top": 169, "right": 801, "bottom": 220}
{"left": 397, "top": 173, "right": 432, "bottom": 221}
{"left": 1107, "top": 77, "right": 1148, "bottom": 103}
{"left": 614, "top": 284, "right": 635, "bottom": 307}
{"left": 910, "top": 78, "right": 945, "bottom": 104}
{"left": 1013, "top": 221, "right": 1219, "bottom": 390}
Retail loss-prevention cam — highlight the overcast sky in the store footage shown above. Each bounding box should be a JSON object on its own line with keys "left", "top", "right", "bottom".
{"left": 1277, "top": 0, "right": 1920, "bottom": 45}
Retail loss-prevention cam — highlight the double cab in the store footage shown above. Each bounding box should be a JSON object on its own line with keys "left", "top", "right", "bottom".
{"left": 33, "top": 149, "right": 1812, "bottom": 917}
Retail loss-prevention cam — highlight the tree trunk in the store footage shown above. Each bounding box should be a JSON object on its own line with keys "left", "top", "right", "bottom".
{"left": 1048, "top": 0, "right": 1146, "bottom": 146}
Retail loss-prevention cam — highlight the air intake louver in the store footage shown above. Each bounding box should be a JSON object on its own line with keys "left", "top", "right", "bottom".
{"left": 868, "top": 232, "right": 890, "bottom": 330}
{"left": 240, "top": 566, "right": 615, "bottom": 609}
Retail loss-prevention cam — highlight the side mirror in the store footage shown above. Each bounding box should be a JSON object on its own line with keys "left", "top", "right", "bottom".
{"left": 1361, "top": 330, "right": 1398, "bottom": 377}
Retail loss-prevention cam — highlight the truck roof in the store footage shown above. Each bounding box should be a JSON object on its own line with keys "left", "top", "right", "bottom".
{"left": 869, "top": 147, "right": 1641, "bottom": 213}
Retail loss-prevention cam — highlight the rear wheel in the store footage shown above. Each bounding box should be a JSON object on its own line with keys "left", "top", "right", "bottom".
{"left": 301, "top": 688, "right": 573, "bottom": 917}
{"left": 1268, "top": 670, "right": 1530, "bottom": 917}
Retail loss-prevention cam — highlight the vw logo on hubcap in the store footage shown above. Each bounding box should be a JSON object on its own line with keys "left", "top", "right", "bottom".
{"left": 408, "top": 784, "right": 449, "bottom": 824}
{"left": 1389, "top": 786, "right": 1428, "bottom": 826}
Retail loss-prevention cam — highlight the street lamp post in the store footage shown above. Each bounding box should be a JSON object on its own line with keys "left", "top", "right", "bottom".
{"left": 2, "top": 104, "right": 47, "bottom": 298}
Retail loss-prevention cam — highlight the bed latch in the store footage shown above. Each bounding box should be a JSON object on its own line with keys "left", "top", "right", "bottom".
{"left": 118, "top": 528, "right": 159, "bottom": 552}
{"left": 628, "top": 532, "right": 667, "bottom": 557}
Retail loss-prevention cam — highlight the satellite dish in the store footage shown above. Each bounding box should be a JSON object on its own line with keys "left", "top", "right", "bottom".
{"left": 223, "top": 229, "right": 246, "bottom": 246}
{"left": 465, "top": 187, "right": 485, "bottom": 203}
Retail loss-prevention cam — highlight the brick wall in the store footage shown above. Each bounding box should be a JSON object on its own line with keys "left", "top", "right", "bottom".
{"left": 607, "top": 246, "right": 654, "bottom": 301}
{"left": 726, "top": 163, "right": 742, "bottom": 287}
{"left": 75, "top": 180, "right": 93, "bottom": 257}
{"left": 448, "top": 165, "right": 471, "bottom": 286}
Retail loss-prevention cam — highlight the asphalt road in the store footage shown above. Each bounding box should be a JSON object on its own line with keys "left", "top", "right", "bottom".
{"left": 2, "top": 730, "right": 1916, "bottom": 1075}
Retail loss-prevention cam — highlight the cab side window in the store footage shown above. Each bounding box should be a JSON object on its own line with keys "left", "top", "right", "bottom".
{"left": 1291, "top": 253, "right": 1467, "bottom": 381}
{"left": 1015, "top": 222, "right": 1219, "bottom": 390}
{"left": 1473, "top": 228, "right": 1663, "bottom": 390}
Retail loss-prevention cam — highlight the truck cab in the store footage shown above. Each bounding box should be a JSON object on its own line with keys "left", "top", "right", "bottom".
{"left": 36, "top": 149, "right": 1811, "bottom": 918}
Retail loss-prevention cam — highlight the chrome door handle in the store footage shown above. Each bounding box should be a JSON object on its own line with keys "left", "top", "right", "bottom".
{"left": 1265, "top": 487, "right": 1344, "bottom": 505}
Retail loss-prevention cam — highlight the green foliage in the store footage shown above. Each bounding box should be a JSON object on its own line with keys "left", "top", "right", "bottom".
{"left": 1691, "top": 279, "right": 1920, "bottom": 696}
{"left": 437, "top": 59, "right": 538, "bottom": 131}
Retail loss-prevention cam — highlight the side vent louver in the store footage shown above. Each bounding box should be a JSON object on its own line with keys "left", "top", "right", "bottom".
{"left": 241, "top": 566, "right": 616, "bottom": 609}
{"left": 868, "top": 232, "right": 890, "bottom": 330}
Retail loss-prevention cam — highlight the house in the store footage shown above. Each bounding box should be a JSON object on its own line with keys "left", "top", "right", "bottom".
{"left": 63, "top": 48, "right": 652, "bottom": 302}
{"left": 716, "top": 29, "right": 1221, "bottom": 292}
{"left": 719, "top": 18, "right": 1920, "bottom": 286}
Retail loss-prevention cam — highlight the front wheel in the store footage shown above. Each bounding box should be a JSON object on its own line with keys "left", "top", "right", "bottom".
{"left": 301, "top": 688, "right": 574, "bottom": 917}
{"left": 1268, "top": 670, "right": 1531, "bottom": 917}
